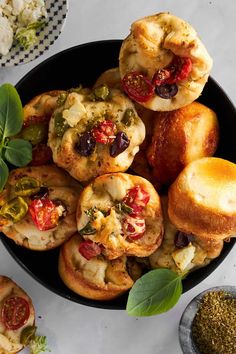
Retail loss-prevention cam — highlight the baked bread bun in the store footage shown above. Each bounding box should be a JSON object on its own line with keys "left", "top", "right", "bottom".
{"left": 168, "top": 157, "right": 236, "bottom": 240}
{"left": 94, "top": 68, "right": 122, "bottom": 89}
{"left": 48, "top": 88, "right": 145, "bottom": 182}
{"left": 149, "top": 197, "right": 223, "bottom": 274}
{"left": 0, "top": 276, "right": 35, "bottom": 354}
{"left": 21, "top": 91, "right": 65, "bottom": 167}
{"left": 119, "top": 12, "right": 212, "bottom": 111}
{"left": 146, "top": 102, "right": 219, "bottom": 185}
{"left": 0, "top": 165, "right": 81, "bottom": 250}
{"left": 77, "top": 173, "right": 163, "bottom": 259}
{"left": 58, "top": 234, "right": 141, "bottom": 300}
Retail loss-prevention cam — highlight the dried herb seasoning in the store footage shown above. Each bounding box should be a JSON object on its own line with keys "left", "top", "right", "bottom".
{"left": 192, "top": 290, "right": 236, "bottom": 354}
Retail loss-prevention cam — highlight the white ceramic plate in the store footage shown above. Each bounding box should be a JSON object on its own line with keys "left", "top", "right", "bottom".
{"left": 0, "top": 0, "right": 68, "bottom": 67}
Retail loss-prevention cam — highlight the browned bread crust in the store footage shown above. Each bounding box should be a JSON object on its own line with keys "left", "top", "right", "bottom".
{"left": 146, "top": 102, "right": 219, "bottom": 185}
{"left": 58, "top": 234, "right": 134, "bottom": 300}
{"left": 168, "top": 157, "right": 236, "bottom": 240}
{"left": 76, "top": 173, "right": 163, "bottom": 259}
{"left": 0, "top": 276, "right": 35, "bottom": 354}
{"left": 0, "top": 165, "right": 81, "bottom": 250}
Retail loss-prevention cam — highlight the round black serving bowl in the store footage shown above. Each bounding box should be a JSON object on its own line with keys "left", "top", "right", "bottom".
{"left": 1, "top": 40, "right": 236, "bottom": 309}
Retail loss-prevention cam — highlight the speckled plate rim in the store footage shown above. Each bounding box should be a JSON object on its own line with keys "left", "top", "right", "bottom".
{"left": 179, "top": 285, "right": 236, "bottom": 354}
{"left": 0, "top": 0, "right": 68, "bottom": 67}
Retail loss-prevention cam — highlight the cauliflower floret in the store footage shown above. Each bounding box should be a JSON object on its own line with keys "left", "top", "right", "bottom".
{"left": 18, "top": 0, "right": 47, "bottom": 26}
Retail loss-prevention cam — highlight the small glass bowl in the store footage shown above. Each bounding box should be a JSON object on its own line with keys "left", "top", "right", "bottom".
{"left": 178, "top": 286, "right": 236, "bottom": 354}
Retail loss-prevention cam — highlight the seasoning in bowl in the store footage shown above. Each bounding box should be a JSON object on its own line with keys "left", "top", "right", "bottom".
{"left": 192, "top": 290, "right": 236, "bottom": 354}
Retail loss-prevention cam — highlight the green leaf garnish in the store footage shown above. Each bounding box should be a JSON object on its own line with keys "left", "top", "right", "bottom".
{"left": 0, "top": 158, "right": 9, "bottom": 192}
{"left": 126, "top": 269, "right": 182, "bottom": 317}
{"left": 0, "top": 83, "right": 32, "bottom": 191}
{"left": 115, "top": 202, "right": 133, "bottom": 215}
{"left": 0, "top": 83, "right": 23, "bottom": 138}
{"left": 79, "top": 222, "right": 97, "bottom": 236}
{"left": 5, "top": 139, "right": 32, "bottom": 166}
{"left": 29, "top": 335, "right": 50, "bottom": 354}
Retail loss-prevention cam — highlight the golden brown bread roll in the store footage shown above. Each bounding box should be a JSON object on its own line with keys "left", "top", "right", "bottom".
{"left": 76, "top": 173, "right": 163, "bottom": 259}
{"left": 0, "top": 165, "right": 81, "bottom": 250}
{"left": 146, "top": 101, "right": 219, "bottom": 185}
{"left": 48, "top": 88, "right": 145, "bottom": 182}
{"left": 0, "top": 276, "right": 35, "bottom": 354}
{"left": 149, "top": 197, "right": 224, "bottom": 274}
{"left": 168, "top": 157, "right": 236, "bottom": 240}
{"left": 58, "top": 234, "right": 138, "bottom": 300}
{"left": 93, "top": 68, "right": 121, "bottom": 89}
{"left": 119, "top": 12, "right": 212, "bottom": 111}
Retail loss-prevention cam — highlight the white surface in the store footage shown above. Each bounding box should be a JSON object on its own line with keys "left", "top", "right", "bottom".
{"left": 0, "top": 1, "right": 236, "bottom": 353}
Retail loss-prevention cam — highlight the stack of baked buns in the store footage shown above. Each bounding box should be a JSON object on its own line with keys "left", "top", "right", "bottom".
{"left": 0, "top": 12, "right": 236, "bottom": 304}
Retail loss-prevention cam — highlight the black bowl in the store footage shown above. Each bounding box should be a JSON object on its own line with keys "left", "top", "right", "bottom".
{"left": 1, "top": 40, "right": 236, "bottom": 309}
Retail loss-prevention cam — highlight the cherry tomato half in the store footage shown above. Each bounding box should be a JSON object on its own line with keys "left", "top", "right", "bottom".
{"left": 30, "top": 144, "right": 52, "bottom": 166}
{"left": 121, "top": 72, "right": 154, "bottom": 103}
{"left": 122, "top": 215, "right": 146, "bottom": 240}
{"left": 1, "top": 296, "right": 30, "bottom": 330}
{"left": 167, "top": 56, "right": 192, "bottom": 84}
{"left": 29, "top": 198, "right": 60, "bottom": 231}
{"left": 123, "top": 185, "right": 150, "bottom": 215}
{"left": 91, "top": 120, "right": 116, "bottom": 144}
{"left": 79, "top": 240, "right": 102, "bottom": 260}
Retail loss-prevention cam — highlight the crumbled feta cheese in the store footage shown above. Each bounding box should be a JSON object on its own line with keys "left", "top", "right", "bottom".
{"left": 0, "top": 0, "right": 47, "bottom": 55}
{"left": 0, "top": 15, "right": 13, "bottom": 55}
{"left": 62, "top": 94, "right": 87, "bottom": 127}
{"left": 172, "top": 243, "right": 196, "bottom": 272}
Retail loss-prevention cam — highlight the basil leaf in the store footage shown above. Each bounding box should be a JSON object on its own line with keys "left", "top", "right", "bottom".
{"left": 126, "top": 269, "right": 182, "bottom": 317}
{"left": 0, "top": 83, "right": 23, "bottom": 138}
{"left": 0, "top": 158, "right": 9, "bottom": 192}
{"left": 5, "top": 139, "right": 32, "bottom": 166}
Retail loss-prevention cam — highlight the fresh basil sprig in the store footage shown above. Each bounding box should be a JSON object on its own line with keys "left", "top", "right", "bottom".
{"left": 0, "top": 83, "right": 32, "bottom": 191}
{"left": 126, "top": 269, "right": 182, "bottom": 316}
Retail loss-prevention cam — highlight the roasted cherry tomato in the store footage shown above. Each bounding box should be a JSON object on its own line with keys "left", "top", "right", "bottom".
{"left": 91, "top": 120, "right": 116, "bottom": 144}
{"left": 122, "top": 215, "right": 146, "bottom": 240}
{"left": 121, "top": 72, "right": 154, "bottom": 103}
{"left": 123, "top": 185, "right": 150, "bottom": 215}
{"left": 167, "top": 56, "right": 192, "bottom": 84}
{"left": 29, "top": 198, "right": 60, "bottom": 231}
{"left": 153, "top": 57, "right": 192, "bottom": 87}
{"left": 79, "top": 240, "right": 102, "bottom": 260}
{"left": 30, "top": 144, "right": 52, "bottom": 166}
{"left": 1, "top": 296, "right": 30, "bottom": 330}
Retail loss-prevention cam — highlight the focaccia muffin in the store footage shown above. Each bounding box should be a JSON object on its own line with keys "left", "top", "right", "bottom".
{"left": 77, "top": 173, "right": 163, "bottom": 259}
{"left": 168, "top": 157, "right": 236, "bottom": 240}
{"left": 0, "top": 165, "right": 81, "bottom": 250}
{"left": 0, "top": 276, "right": 35, "bottom": 354}
{"left": 94, "top": 68, "right": 122, "bottom": 90}
{"left": 149, "top": 197, "right": 223, "bottom": 274}
{"left": 119, "top": 12, "right": 213, "bottom": 111}
{"left": 59, "top": 234, "right": 141, "bottom": 300}
{"left": 48, "top": 88, "right": 145, "bottom": 182}
{"left": 146, "top": 102, "right": 219, "bottom": 185}
{"left": 21, "top": 90, "right": 65, "bottom": 166}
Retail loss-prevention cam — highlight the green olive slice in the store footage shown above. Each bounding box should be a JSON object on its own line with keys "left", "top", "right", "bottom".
{"left": 15, "top": 177, "right": 40, "bottom": 197}
{"left": 0, "top": 197, "right": 28, "bottom": 223}
{"left": 20, "top": 325, "right": 37, "bottom": 345}
{"left": 22, "top": 124, "right": 48, "bottom": 145}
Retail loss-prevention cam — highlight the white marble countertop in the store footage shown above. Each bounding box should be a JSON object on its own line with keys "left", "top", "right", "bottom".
{"left": 0, "top": 1, "right": 236, "bottom": 353}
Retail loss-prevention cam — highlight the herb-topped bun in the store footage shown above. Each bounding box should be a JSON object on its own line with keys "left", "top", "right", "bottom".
{"left": 149, "top": 197, "right": 223, "bottom": 275}
{"left": 0, "top": 165, "right": 81, "bottom": 250}
{"left": 48, "top": 88, "right": 145, "bottom": 182}
{"left": 58, "top": 233, "right": 141, "bottom": 300}
{"left": 0, "top": 276, "right": 35, "bottom": 354}
{"left": 146, "top": 102, "right": 219, "bottom": 185}
{"left": 93, "top": 68, "right": 122, "bottom": 89}
{"left": 77, "top": 173, "right": 163, "bottom": 259}
{"left": 119, "top": 12, "right": 213, "bottom": 111}
{"left": 168, "top": 157, "right": 236, "bottom": 240}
